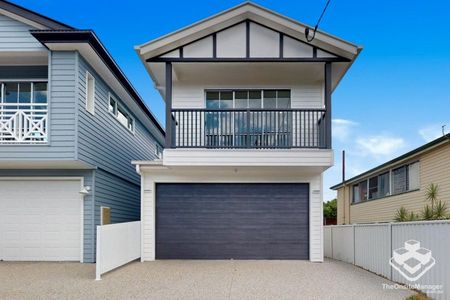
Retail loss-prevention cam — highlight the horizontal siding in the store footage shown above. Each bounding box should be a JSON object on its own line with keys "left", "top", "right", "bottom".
{"left": 337, "top": 143, "right": 450, "bottom": 224}
{"left": 0, "top": 51, "right": 77, "bottom": 160}
{"left": 76, "top": 54, "right": 158, "bottom": 185}
{"left": 94, "top": 169, "right": 140, "bottom": 224}
{"left": 0, "top": 14, "right": 45, "bottom": 51}
{"left": 163, "top": 149, "right": 333, "bottom": 166}
{"left": 92, "top": 169, "right": 140, "bottom": 262}
{"left": 0, "top": 169, "right": 94, "bottom": 263}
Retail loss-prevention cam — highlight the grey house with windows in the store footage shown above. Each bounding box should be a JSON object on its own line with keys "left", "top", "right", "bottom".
{"left": 0, "top": 1, "right": 164, "bottom": 263}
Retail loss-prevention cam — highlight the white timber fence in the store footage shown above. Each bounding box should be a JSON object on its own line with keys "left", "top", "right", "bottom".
{"left": 324, "top": 221, "right": 450, "bottom": 299}
{"left": 96, "top": 221, "right": 141, "bottom": 280}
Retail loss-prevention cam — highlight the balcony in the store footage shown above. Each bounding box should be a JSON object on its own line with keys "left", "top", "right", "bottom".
{"left": 170, "top": 108, "right": 329, "bottom": 149}
{"left": 0, "top": 103, "right": 48, "bottom": 144}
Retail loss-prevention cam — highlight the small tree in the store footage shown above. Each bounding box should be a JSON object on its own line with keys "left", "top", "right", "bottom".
{"left": 425, "top": 183, "right": 439, "bottom": 211}
{"left": 395, "top": 206, "right": 418, "bottom": 222}
{"left": 323, "top": 199, "right": 337, "bottom": 219}
{"left": 423, "top": 183, "right": 448, "bottom": 219}
{"left": 394, "top": 206, "right": 409, "bottom": 222}
{"left": 434, "top": 200, "right": 448, "bottom": 220}
{"left": 421, "top": 204, "right": 434, "bottom": 220}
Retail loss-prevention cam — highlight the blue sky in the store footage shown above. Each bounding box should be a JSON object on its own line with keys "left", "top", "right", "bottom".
{"left": 14, "top": 0, "right": 450, "bottom": 200}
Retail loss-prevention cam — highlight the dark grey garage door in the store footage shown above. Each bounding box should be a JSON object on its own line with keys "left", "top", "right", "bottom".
{"left": 156, "top": 183, "right": 309, "bottom": 259}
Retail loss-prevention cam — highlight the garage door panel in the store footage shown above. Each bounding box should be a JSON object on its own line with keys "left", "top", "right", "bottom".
{"left": 156, "top": 183, "right": 309, "bottom": 259}
{"left": 0, "top": 180, "right": 82, "bottom": 261}
{"left": 158, "top": 242, "right": 309, "bottom": 260}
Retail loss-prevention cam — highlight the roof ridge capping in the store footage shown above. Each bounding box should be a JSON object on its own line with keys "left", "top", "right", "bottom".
{"left": 330, "top": 134, "right": 450, "bottom": 190}
{"left": 135, "top": 1, "right": 362, "bottom": 60}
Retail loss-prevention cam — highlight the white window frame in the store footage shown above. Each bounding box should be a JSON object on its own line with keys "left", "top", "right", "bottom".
{"left": 85, "top": 71, "right": 95, "bottom": 115}
{"left": 350, "top": 161, "right": 421, "bottom": 204}
{"left": 108, "top": 92, "right": 135, "bottom": 134}
{"left": 155, "top": 144, "right": 163, "bottom": 159}
{"left": 0, "top": 81, "right": 48, "bottom": 104}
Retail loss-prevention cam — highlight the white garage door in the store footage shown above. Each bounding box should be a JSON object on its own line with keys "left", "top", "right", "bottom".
{"left": 0, "top": 179, "right": 82, "bottom": 261}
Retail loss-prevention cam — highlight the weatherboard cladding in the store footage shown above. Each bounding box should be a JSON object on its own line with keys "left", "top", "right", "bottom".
{"left": 30, "top": 30, "right": 165, "bottom": 138}
{"left": 0, "top": 13, "right": 45, "bottom": 51}
{"left": 0, "top": 51, "right": 77, "bottom": 160}
{"left": 94, "top": 169, "right": 140, "bottom": 226}
{"left": 76, "top": 54, "right": 159, "bottom": 185}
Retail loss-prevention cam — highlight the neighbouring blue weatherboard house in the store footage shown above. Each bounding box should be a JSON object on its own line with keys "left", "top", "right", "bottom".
{"left": 0, "top": 0, "right": 164, "bottom": 263}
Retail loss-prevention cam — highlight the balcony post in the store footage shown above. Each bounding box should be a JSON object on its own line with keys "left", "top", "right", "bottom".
{"left": 165, "top": 62, "right": 173, "bottom": 148}
{"left": 325, "top": 62, "right": 332, "bottom": 149}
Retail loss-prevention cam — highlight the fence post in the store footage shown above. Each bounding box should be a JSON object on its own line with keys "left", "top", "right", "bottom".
{"left": 95, "top": 225, "right": 102, "bottom": 281}
{"left": 353, "top": 224, "right": 356, "bottom": 265}
{"left": 389, "top": 222, "right": 393, "bottom": 280}
{"left": 330, "top": 226, "right": 334, "bottom": 259}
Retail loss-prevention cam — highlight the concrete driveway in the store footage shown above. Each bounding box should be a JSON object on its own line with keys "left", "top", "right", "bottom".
{"left": 0, "top": 259, "right": 414, "bottom": 300}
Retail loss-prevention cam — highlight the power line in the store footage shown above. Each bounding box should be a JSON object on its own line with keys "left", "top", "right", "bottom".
{"left": 305, "top": 0, "right": 331, "bottom": 42}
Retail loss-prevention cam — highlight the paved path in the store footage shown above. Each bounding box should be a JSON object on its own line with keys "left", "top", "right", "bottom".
{"left": 0, "top": 259, "right": 414, "bottom": 300}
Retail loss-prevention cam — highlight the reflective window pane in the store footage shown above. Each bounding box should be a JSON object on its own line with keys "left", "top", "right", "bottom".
{"left": 117, "top": 105, "right": 128, "bottom": 127}
{"left": 33, "top": 82, "right": 47, "bottom": 104}
{"left": 249, "top": 90, "right": 261, "bottom": 100}
{"left": 109, "top": 97, "right": 117, "bottom": 114}
{"left": 220, "top": 91, "right": 233, "bottom": 100}
{"left": 235, "top": 99, "right": 247, "bottom": 108}
{"left": 206, "top": 99, "right": 219, "bottom": 109}
{"left": 392, "top": 166, "right": 407, "bottom": 194}
{"left": 18, "top": 82, "right": 31, "bottom": 103}
{"left": 235, "top": 91, "right": 248, "bottom": 100}
{"left": 368, "top": 176, "right": 378, "bottom": 199}
{"left": 4, "top": 82, "right": 18, "bottom": 103}
{"left": 263, "top": 90, "right": 277, "bottom": 108}
{"left": 220, "top": 99, "right": 233, "bottom": 109}
{"left": 206, "top": 91, "right": 219, "bottom": 101}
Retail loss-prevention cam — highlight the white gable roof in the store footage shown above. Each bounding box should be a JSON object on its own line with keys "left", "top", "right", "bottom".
{"left": 136, "top": 2, "right": 361, "bottom": 60}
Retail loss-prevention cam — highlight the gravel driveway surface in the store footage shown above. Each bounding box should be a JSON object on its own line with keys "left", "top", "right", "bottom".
{"left": 0, "top": 259, "right": 414, "bottom": 300}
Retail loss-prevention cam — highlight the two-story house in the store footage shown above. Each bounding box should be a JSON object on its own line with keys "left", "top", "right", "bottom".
{"left": 133, "top": 3, "right": 361, "bottom": 261}
{"left": 0, "top": 1, "right": 164, "bottom": 263}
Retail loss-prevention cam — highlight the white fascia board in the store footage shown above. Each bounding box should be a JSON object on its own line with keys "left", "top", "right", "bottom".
{"left": 136, "top": 2, "right": 360, "bottom": 60}
{"left": 0, "top": 159, "right": 96, "bottom": 169}
{"left": 162, "top": 148, "right": 334, "bottom": 168}
{"left": 0, "top": 8, "right": 48, "bottom": 30}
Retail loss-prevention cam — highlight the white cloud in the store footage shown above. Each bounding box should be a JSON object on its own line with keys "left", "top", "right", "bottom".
{"left": 418, "top": 124, "right": 446, "bottom": 142}
{"left": 332, "top": 119, "right": 358, "bottom": 142}
{"left": 356, "top": 135, "right": 405, "bottom": 157}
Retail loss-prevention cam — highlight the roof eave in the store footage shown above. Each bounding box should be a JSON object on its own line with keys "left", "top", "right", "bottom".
{"left": 135, "top": 2, "right": 361, "bottom": 61}
{"left": 31, "top": 30, "right": 165, "bottom": 138}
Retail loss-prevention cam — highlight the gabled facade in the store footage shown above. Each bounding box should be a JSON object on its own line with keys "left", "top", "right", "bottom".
{"left": 332, "top": 135, "right": 450, "bottom": 225}
{"left": 134, "top": 3, "right": 361, "bottom": 262}
{"left": 0, "top": 1, "right": 164, "bottom": 263}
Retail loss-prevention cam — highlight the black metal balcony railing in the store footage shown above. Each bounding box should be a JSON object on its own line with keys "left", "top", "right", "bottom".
{"left": 171, "top": 108, "right": 329, "bottom": 149}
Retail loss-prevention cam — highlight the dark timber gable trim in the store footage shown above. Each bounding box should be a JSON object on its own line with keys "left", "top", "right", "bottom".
{"left": 147, "top": 19, "right": 349, "bottom": 63}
